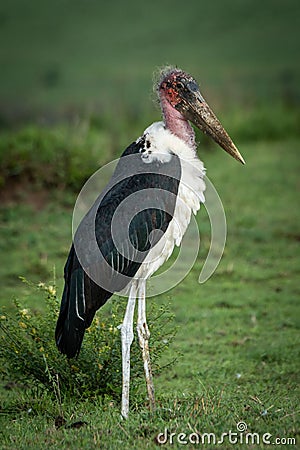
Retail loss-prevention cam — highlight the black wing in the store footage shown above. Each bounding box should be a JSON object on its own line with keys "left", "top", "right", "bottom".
{"left": 55, "top": 140, "right": 181, "bottom": 357}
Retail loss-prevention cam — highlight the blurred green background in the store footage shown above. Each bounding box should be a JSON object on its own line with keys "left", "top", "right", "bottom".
{"left": 0, "top": 0, "right": 299, "bottom": 319}
{"left": 0, "top": 0, "right": 299, "bottom": 313}
{"left": 0, "top": 0, "right": 299, "bottom": 122}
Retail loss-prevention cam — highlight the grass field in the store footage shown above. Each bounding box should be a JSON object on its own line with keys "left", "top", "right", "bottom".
{"left": 1, "top": 137, "right": 299, "bottom": 449}
{"left": 0, "top": 0, "right": 300, "bottom": 448}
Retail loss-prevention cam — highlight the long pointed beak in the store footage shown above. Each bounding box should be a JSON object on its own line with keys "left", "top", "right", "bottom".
{"left": 179, "top": 91, "right": 245, "bottom": 164}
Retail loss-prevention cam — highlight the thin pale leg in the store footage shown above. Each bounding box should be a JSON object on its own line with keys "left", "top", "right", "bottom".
{"left": 136, "top": 279, "right": 155, "bottom": 410}
{"left": 120, "top": 280, "right": 137, "bottom": 419}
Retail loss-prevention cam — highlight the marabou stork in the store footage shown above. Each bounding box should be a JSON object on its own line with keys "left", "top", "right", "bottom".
{"left": 55, "top": 67, "right": 244, "bottom": 418}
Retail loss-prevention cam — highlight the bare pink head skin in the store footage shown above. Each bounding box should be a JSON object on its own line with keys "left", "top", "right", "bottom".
{"left": 159, "top": 68, "right": 196, "bottom": 148}
{"left": 158, "top": 67, "right": 245, "bottom": 164}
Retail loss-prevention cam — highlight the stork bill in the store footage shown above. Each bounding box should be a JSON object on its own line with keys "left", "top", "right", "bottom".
{"left": 159, "top": 69, "right": 245, "bottom": 164}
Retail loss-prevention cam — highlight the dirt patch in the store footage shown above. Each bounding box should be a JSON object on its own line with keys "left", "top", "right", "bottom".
{"left": 1, "top": 177, "right": 50, "bottom": 210}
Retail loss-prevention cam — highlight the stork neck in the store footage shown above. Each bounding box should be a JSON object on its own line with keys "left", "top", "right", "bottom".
{"left": 160, "top": 95, "right": 195, "bottom": 149}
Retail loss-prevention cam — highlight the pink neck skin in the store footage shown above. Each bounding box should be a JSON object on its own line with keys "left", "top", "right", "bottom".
{"left": 160, "top": 93, "right": 196, "bottom": 149}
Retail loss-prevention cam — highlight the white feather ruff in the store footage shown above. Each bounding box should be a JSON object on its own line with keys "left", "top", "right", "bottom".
{"left": 134, "top": 122, "right": 206, "bottom": 280}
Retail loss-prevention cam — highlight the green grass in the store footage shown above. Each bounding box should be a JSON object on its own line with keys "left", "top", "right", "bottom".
{"left": 1, "top": 136, "right": 299, "bottom": 448}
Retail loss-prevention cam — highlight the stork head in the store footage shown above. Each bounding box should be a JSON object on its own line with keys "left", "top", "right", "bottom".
{"left": 159, "top": 68, "right": 245, "bottom": 164}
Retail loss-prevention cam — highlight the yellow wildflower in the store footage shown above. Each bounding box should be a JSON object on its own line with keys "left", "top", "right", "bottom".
{"left": 20, "top": 309, "right": 31, "bottom": 319}
{"left": 47, "top": 285, "right": 56, "bottom": 296}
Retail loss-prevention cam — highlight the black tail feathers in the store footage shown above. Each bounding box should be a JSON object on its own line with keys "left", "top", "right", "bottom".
{"left": 55, "top": 245, "right": 113, "bottom": 358}
{"left": 55, "top": 265, "right": 86, "bottom": 358}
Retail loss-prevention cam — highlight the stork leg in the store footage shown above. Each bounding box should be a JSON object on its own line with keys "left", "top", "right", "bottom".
{"left": 120, "top": 280, "right": 137, "bottom": 419}
{"left": 136, "top": 279, "right": 155, "bottom": 411}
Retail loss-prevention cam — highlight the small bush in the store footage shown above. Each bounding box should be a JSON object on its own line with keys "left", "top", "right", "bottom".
{"left": 0, "top": 279, "right": 176, "bottom": 401}
{"left": 0, "top": 123, "right": 113, "bottom": 190}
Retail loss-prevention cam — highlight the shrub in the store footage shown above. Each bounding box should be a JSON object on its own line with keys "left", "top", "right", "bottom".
{"left": 0, "top": 123, "right": 113, "bottom": 190}
{"left": 0, "top": 279, "right": 176, "bottom": 402}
